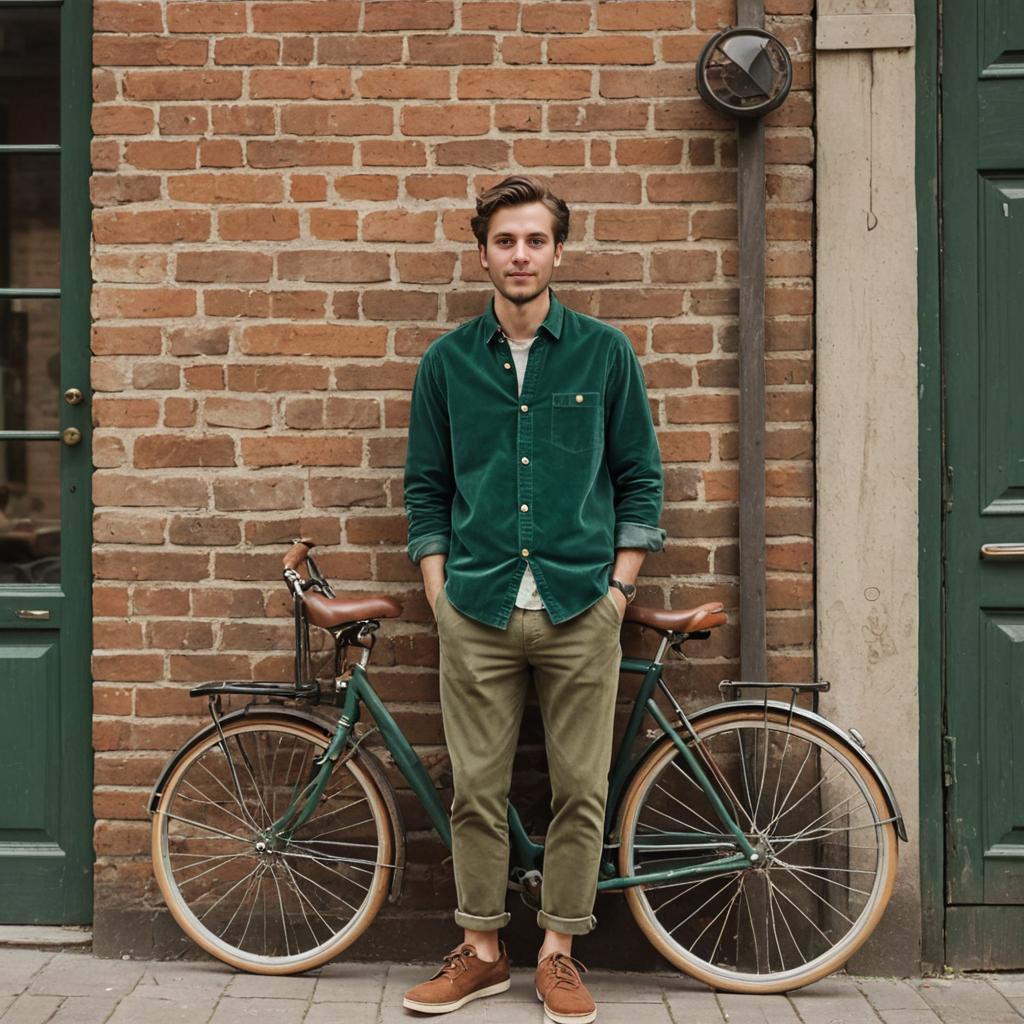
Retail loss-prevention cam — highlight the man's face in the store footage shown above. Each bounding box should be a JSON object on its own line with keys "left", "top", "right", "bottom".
{"left": 478, "top": 201, "right": 563, "bottom": 306}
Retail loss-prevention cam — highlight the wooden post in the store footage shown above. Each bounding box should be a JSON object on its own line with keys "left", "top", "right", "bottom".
{"left": 736, "top": 0, "right": 768, "bottom": 682}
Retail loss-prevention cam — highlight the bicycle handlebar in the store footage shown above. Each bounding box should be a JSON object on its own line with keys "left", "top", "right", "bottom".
{"left": 283, "top": 538, "right": 316, "bottom": 573}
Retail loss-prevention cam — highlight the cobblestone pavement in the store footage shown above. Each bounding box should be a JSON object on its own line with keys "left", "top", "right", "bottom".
{"left": 0, "top": 950, "right": 1022, "bottom": 1024}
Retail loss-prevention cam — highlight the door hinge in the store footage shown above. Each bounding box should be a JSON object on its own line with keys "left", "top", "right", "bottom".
{"left": 943, "top": 466, "right": 954, "bottom": 514}
{"left": 942, "top": 734, "right": 956, "bottom": 788}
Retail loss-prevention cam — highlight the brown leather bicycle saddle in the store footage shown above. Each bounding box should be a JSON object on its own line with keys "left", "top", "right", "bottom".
{"left": 624, "top": 600, "right": 727, "bottom": 633}
{"left": 303, "top": 592, "right": 403, "bottom": 630}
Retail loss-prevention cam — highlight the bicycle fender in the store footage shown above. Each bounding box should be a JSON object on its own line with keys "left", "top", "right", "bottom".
{"left": 351, "top": 744, "right": 408, "bottom": 905}
{"left": 619, "top": 700, "right": 907, "bottom": 843}
{"left": 147, "top": 703, "right": 412, "bottom": 894}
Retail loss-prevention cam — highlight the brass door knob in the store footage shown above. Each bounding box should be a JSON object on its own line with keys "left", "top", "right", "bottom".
{"left": 62, "top": 427, "right": 82, "bottom": 446}
{"left": 64, "top": 388, "right": 84, "bottom": 405}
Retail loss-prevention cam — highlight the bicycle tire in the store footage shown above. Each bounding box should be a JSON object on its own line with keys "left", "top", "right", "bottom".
{"left": 152, "top": 714, "right": 394, "bottom": 974}
{"left": 618, "top": 707, "right": 898, "bottom": 993}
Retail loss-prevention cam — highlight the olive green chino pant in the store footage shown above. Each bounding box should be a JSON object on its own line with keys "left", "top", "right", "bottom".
{"left": 435, "top": 586, "right": 623, "bottom": 935}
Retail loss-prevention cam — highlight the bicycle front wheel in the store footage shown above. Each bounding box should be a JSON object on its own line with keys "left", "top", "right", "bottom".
{"left": 618, "top": 707, "right": 898, "bottom": 993}
{"left": 152, "top": 715, "right": 394, "bottom": 974}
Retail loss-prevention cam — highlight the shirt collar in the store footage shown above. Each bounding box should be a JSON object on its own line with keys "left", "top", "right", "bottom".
{"left": 482, "top": 287, "right": 565, "bottom": 345}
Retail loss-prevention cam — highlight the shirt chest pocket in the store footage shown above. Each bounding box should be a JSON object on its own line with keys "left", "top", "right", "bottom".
{"left": 550, "top": 391, "right": 602, "bottom": 453}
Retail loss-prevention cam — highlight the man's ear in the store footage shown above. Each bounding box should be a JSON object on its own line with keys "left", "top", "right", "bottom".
{"left": 478, "top": 243, "right": 488, "bottom": 270}
{"left": 554, "top": 241, "right": 563, "bottom": 267}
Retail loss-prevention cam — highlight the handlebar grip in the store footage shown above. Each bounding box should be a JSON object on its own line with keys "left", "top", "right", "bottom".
{"left": 283, "top": 538, "right": 316, "bottom": 573}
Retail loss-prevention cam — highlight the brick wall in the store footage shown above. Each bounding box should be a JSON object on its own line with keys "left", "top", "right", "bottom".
{"left": 89, "top": 0, "right": 814, "bottom": 958}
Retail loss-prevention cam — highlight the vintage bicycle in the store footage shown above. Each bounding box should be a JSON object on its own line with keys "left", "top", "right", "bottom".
{"left": 149, "top": 540, "right": 906, "bottom": 993}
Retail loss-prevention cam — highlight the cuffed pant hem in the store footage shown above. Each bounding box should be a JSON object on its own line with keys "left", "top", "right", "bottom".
{"left": 536, "top": 911, "right": 597, "bottom": 936}
{"left": 454, "top": 910, "right": 511, "bottom": 931}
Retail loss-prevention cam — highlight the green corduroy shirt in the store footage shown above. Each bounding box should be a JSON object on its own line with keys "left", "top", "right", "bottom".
{"left": 404, "top": 288, "right": 666, "bottom": 629}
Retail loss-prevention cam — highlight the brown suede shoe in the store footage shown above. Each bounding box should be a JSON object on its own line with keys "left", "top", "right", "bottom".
{"left": 403, "top": 942, "right": 511, "bottom": 1014}
{"left": 535, "top": 952, "right": 597, "bottom": 1024}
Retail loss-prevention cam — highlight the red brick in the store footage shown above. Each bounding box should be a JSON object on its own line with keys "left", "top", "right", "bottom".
{"left": 200, "top": 139, "right": 243, "bottom": 168}
{"left": 282, "top": 104, "right": 393, "bottom": 136}
{"left": 166, "top": 1, "right": 245, "bottom": 32}
{"left": 400, "top": 104, "right": 490, "bottom": 137}
{"left": 213, "top": 478, "right": 304, "bottom": 512}
{"left": 133, "top": 435, "right": 235, "bottom": 469}
{"left": 214, "top": 37, "right": 280, "bottom": 65}
{"left": 239, "top": 436, "right": 364, "bottom": 468}
{"left": 309, "top": 210, "right": 359, "bottom": 240}
{"left": 357, "top": 69, "right": 450, "bottom": 100}
{"left": 522, "top": 3, "right": 590, "bottom": 33}
{"left": 277, "top": 250, "right": 390, "bottom": 283}
{"left": 174, "top": 251, "right": 271, "bottom": 284}
{"left": 364, "top": 2, "right": 454, "bottom": 30}
{"left": 239, "top": 324, "right": 387, "bottom": 357}
{"left": 458, "top": 69, "right": 591, "bottom": 100}
{"left": 92, "top": 252, "right": 167, "bottom": 285}
{"left": 93, "top": 209, "right": 210, "bottom": 244}
{"left": 461, "top": 3, "right": 518, "bottom": 30}
{"left": 616, "top": 138, "right": 684, "bottom": 166}
{"left": 597, "top": 2, "right": 692, "bottom": 29}
{"left": 362, "top": 209, "right": 436, "bottom": 242}
{"left": 251, "top": 2, "right": 359, "bottom": 32}
{"left": 548, "top": 36, "right": 654, "bottom": 65}
{"left": 92, "top": 287, "right": 197, "bottom": 319}
{"left": 335, "top": 174, "right": 399, "bottom": 201}
{"left": 246, "top": 140, "right": 355, "bottom": 168}
{"left": 361, "top": 140, "right": 426, "bottom": 166}
{"left": 167, "top": 173, "right": 283, "bottom": 204}
{"left": 211, "top": 105, "right": 276, "bottom": 135}
{"left": 319, "top": 35, "right": 405, "bottom": 65}
{"left": 408, "top": 35, "right": 494, "bottom": 64}
{"left": 123, "top": 70, "right": 242, "bottom": 101}
{"left": 94, "top": 1, "right": 164, "bottom": 32}
{"left": 93, "top": 35, "right": 208, "bottom": 65}
{"left": 158, "top": 106, "right": 208, "bottom": 136}
{"left": 92, "top": 106, "right": 154, "bottom": 136}
{"left": 218, "top": 208, "right": 300, "bottom": 241}
{"left": 250, "top": 70, "right": 353, "bottom": 101}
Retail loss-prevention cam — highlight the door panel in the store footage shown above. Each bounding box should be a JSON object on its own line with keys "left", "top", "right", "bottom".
{"left": 0, "top": 0, "right": 91, "bottom": 923}
{"left": 943, "top": 0, "right": 1024, "bottom": 963}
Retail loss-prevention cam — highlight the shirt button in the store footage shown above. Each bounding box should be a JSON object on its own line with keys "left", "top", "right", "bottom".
{"left": 521, "top": 548, "right": 530, "bottom": 557}
{"left": 520, "top": 404, "right": 529, "bottom": 413}
{"left": 521, "top": 456, "right": 529, "bottom": 465}
{"left": 575, "top": 394, "right": 584, "bottom": 403}
{"left": 503, "top": 362, "right": 512, "bottom": 370}
{"left": 520, "top": 504, "right": 529, "bottom": 512}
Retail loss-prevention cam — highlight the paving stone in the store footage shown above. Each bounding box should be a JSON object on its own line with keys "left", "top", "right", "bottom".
{"left": 26, "top": 952, "right": 145, "bottom": 998}
{"left": 718, "top": 992, "right": 801, "bottom": 1023}
{"left": 506, "top": 969, "right": 543, "bottom": 1002}
{"left": 588, "top": 1001, "right": 675, "bottom": 1023}
{"left": 225, "top": 973, "right": 316, "bottom": 1000}
{"left": 0, "top": 995, "right": 61, "bottom": 1024}
{"left": 0, "top": 1002, "right": 9, "bottom": 1019}
{"left": 0, "top": 930, "right": 90, "bottom": 951}
{"left": 313, "top": 961, "right": 387, "bottom": 1003}
{"left": 483, "top": 1000, "right": 549, "bottom": 1024}
{"left": 49, "top": 996, "right": 120, "bottom": 1023}
{"left": 663, "top": 988, "right": 728, "bottom": 1024}
{"left": 0, "top": 952, "right": 54, "bottom": 996}
{"left": 209, "top": 997, "right": 308, "bottom": 1024}
{"left": 303, "top": 1003, "right": 378, "bottom": 1024}
{"left": 857, "top": 979, "right": 933, "bottom": 1012}
{"left": 106, "top": 992, "right": 219, "bottom": 1024}
{"left": 913, "top": 977, "right": 1022, "bottom": 1024}
{"left": 788, "top": 976, "right": 882, "bottom": 1023}
{"left": 877, "top": 1011, "right": 945, "bottom": 1024}
{"left": 136, "top": 961, "right": 233, "bottom": 995}
{"left": 586, "top": 969, "right": 670, "bottom": 1002}
{"left": 381, "top": 963, "right": 427, "bottom": 1005}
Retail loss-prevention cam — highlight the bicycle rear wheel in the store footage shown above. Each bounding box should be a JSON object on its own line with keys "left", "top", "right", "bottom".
{"left": 618, "top": 707, "right": 898, "bottom": 993}
{"left": 152, "top": 715, "right": 393, "bottom": 974}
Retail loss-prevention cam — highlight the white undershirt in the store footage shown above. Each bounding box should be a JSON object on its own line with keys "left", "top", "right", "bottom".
{"left": 506, "top": 336, "right": 545, "bottom": 611}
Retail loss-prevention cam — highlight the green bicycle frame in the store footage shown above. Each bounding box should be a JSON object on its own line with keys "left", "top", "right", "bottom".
{"left": 267, "top": 652, "right": 757, "bottom": 891}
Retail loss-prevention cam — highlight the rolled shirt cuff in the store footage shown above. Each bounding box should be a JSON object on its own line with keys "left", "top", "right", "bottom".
{"left": 407, "top": 533, "right": 450, "bottom": 564}
{"left": 614, "top": 522, "right": 666, "bottom": 552}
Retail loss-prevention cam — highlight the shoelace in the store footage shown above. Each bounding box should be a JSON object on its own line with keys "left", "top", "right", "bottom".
{"left": 433, "top": 945, "right": 476, "bottom": 982}
{"left": 543, "top": 952, "right": 588, "bottom": 990}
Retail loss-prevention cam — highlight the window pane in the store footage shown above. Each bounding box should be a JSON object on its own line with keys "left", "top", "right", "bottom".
{"left": 0, "top": 298, "right": 60, "bottom": 431}
{"left": 0, "top": 6, "right": 60, "bottom": 146}
{"left": 1, "top": 155, "right": 60, "bottom": 289}
{"left": 0, "top": 439, "right": 60, "bottom": 584}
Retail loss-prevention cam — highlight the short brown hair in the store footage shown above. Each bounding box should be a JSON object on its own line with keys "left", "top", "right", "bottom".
{"left": 470, "top": 175, "right": 570, "bottom": 248}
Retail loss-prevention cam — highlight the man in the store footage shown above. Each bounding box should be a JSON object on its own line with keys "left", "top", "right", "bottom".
{"left": 402, "top": 175, "right": 665, "bottom": 1022}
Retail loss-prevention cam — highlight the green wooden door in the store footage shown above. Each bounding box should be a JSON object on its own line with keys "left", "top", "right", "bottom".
{"left": 943, "top": 1, "right": 1024, "bottom": 968}
{"left": 0, "top": 0, "right": 92, "bottom": 923}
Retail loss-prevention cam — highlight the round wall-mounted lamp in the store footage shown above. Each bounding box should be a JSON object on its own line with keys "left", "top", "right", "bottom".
{"left": 696, "top": 28, "right": 792, "bottom": 119}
